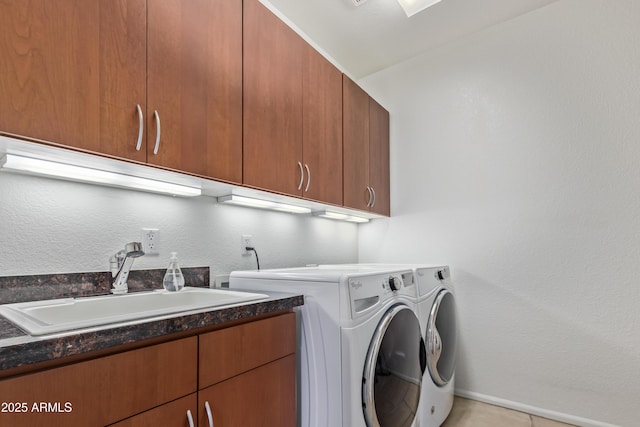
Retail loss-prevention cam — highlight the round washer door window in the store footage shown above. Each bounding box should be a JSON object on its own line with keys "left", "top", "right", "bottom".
{"left": 427, "top": 289, "right": 456, "bottom": 386}
{"left": 363, "top": 304, "right": 426, "bottom": 427}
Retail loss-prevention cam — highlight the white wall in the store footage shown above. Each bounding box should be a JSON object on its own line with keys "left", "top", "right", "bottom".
{"left": 359, "top": 1, "right": 640, "bottom": 426}
{"left": 0, "top": 173, "right": 358, "bottom": 280}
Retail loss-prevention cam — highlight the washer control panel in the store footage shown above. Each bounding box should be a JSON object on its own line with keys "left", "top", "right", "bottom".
{"left": 348, "top": 270, "right": 415, "bottom": 318}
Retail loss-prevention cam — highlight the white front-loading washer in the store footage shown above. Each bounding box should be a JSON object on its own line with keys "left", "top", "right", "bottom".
{"left": 229, "top": 266, "right": 425, "bottom": 427}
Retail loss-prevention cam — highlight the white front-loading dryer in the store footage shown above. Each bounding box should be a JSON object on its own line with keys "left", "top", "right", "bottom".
{"left": 229, "top": 266, "right": 425, "bottom": 427}
{"left": 414, "top": 266, "right": 456, "bottom": 427}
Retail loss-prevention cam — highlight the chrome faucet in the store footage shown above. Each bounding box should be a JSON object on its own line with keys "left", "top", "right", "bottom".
{"left": 110, "top": 242, "right": 145, "bottom": 294}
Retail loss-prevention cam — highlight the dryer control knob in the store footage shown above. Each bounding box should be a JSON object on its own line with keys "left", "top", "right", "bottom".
{"left": 436, "top": 269, "right": 450, "bottom": 281}
{"left": 388, "top": 276, "right": 400, "bottom": 291}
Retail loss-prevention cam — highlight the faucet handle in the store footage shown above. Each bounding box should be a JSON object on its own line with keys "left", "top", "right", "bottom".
{"left": 110, "top": 250, "right": 126, "bottom": 277}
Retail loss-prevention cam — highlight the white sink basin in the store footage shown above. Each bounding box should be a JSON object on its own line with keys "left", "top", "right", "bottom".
{"left": 0, "top": 287, "right": 268, "bottom": 336}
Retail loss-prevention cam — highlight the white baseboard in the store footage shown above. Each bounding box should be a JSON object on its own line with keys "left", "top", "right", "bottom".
{"left": 454, "top": 389, "right": 621, "bottom": 427}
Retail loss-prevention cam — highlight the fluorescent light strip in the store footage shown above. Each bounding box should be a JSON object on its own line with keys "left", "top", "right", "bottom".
{"left": 0, "top": 154, "right": 201, "bottom": 197}
{"left": 397, "top": 0, "right": 442, "bottom": 17}
{"left": 312, "top": 210, "right": 370, "bottom": 223}
{"left": 218, "top": 194, "right": 311, "bottom": 214}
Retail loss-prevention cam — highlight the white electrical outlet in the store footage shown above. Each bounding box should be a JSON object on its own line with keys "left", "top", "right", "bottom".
{"left": 142, "top": 228, "right": 160, "bottom": 255}
{"left": 215, "top": 274, "right": 230, "bottom": 288}
{"left": 241, "top": 234, "right": 253, "bottom": 256}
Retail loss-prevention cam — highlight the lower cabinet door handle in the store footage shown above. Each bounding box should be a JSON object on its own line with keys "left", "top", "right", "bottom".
{"left": 205, "top": 401, "right": 214, "bottom": 427}
{"left": 186, "top": 409, "right": 195, "bottom": 427}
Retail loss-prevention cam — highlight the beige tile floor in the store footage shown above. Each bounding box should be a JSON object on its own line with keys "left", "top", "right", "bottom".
{"left": 441, "top": 397, "right": 576, "bottom": 427}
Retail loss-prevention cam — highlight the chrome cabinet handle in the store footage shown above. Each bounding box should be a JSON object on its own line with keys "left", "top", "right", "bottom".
{"left": 153, "top": 110, "right": 161, "bottom": 155}
{"left": 186, "top": 409, "right": 195, "bottom": 427}
{"left": 205, "top": 401, "right": 214, "bottom": 427}
{"left": 297, "top": 161, "right": 304, "bottom": 191}
{"left": 135, "top": 104, "right": 143, "bottom": 151}
{"left": 304, "top": 164, "right": 311, "bottom": 192}
{"left": 370, "top": 187, "right": 376, "bottom": 208}
{"left": 366, "top": 186, "right": 373, "bottom": 207}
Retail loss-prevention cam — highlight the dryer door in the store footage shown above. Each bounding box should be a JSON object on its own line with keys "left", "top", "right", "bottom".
{"left": 427, "top": 289, "right": 457, "bottom": 386}
{"left": 363, "top": 304, "right": 425, "bottom": 427}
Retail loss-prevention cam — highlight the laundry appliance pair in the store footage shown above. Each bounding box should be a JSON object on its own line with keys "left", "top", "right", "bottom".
{"left": 229, "top": 264, "right": 456, "bottom": 427}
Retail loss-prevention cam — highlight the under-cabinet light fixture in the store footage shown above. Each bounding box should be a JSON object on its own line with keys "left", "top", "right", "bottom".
{"left": 0, "top": 153, "right": 202, "bottom": 197}
{"left": 312, "top": 210, "right": 370, "bottom": 223}
{"left": 397, "top": 0, "right": 442, "bottom": 17}
{"left": 218, "top": 194, "right": 312, "bottom": 214}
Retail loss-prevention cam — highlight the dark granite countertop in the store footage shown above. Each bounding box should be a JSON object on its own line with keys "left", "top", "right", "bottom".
{"left": 0, "top": 290, "right": 303, "bottom": 373}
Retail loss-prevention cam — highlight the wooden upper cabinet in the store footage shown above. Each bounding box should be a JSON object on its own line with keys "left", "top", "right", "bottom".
{"left": 302, "top": 44, "right": 343, "bottom": 206}
{"left": 0, "top": 0, "right": 388, "bottom": 214}
{"left": 0, "top": 0, "right": 242, "bottom": 182}
{"left": 369, "top": 97, "right": 390, "bottom": 216}
{"left": 343, "top": 75, "right": 371, "bottom": 211}
{"left": 243, "top": 0, "right": 304, "bottom": 196}
{"left": 0, "top": 0, "right": 147, "bottom": 162}
{"left": 147, "top": 0, "right": 242, "bottom": 183}
{"left": 343, "top": 75, "right": 390, "bottom": 215}
{"left": 244, "top": 0, "right": 343, "bottom": 204}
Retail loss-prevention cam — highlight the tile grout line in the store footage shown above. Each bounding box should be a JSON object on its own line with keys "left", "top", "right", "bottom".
{"left": 529, "top": 414, "right": 534, "bottom": 427}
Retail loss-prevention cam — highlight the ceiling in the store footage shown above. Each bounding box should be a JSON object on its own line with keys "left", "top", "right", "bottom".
{"left": 263, "top": 0, "right": 558, "bottom": 79}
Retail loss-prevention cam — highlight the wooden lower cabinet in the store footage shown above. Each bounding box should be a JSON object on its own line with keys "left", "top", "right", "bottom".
{"left": 0, "top": 312, "right": 296, "bottom": 427}
{"left": 198, "top": 355, "right": 295, "bottom": 427}
{"left": 0, "top": 337, "right": 197, "bottom": 427}
{"left": 199, "top": 311, "right": 296, "bottom": 388}
{"left": 197, "top": 312, "right": 297, "bottom": 427}
{"left": 109, "top": 394, "right": 197, "bottom": 427}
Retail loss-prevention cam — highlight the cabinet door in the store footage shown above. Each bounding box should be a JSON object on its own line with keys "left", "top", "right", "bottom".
{"left": 302, "top": 44, "right": 343, "bottom": 205}
{"left": 0, "top": 337, "right": 197, "bottom": 427}
{"left": 108, "top": 393, "right": 197, "bottom": 427}
{"left": 343, "top": 75, "right": 371, "bottom": 211}
{"left": 147, "top": 0, "right": 242, "bottom": 183}
{"left": 198, "top": 355, "right": 296, "bottom": 427}
{"left": 369, "top": 97, "right": 390, "bottom": 216}
{"left": 243, "top": 0, "right": 304, "bottom": 196}
{"left": 0, "top": 0, "right": 147, "bottom": 162}
{"left": 199, "top": 312, "right": 296, "bottom": 389}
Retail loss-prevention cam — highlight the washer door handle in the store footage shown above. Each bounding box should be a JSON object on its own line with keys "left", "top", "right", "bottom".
{"left": 429, "top": 325, "right": 442, "bottom": 363}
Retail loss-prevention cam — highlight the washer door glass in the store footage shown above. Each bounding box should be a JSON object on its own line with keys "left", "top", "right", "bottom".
{"left": 427, "top": 289, "right": 457, "bottom": 386}
{"left": 363, "top": 304, "right": 425, "bottom": 427}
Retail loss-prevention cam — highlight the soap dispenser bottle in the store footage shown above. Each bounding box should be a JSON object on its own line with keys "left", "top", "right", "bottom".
{"left": 163, "top": 252, "right": 185, "bottom": 292}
